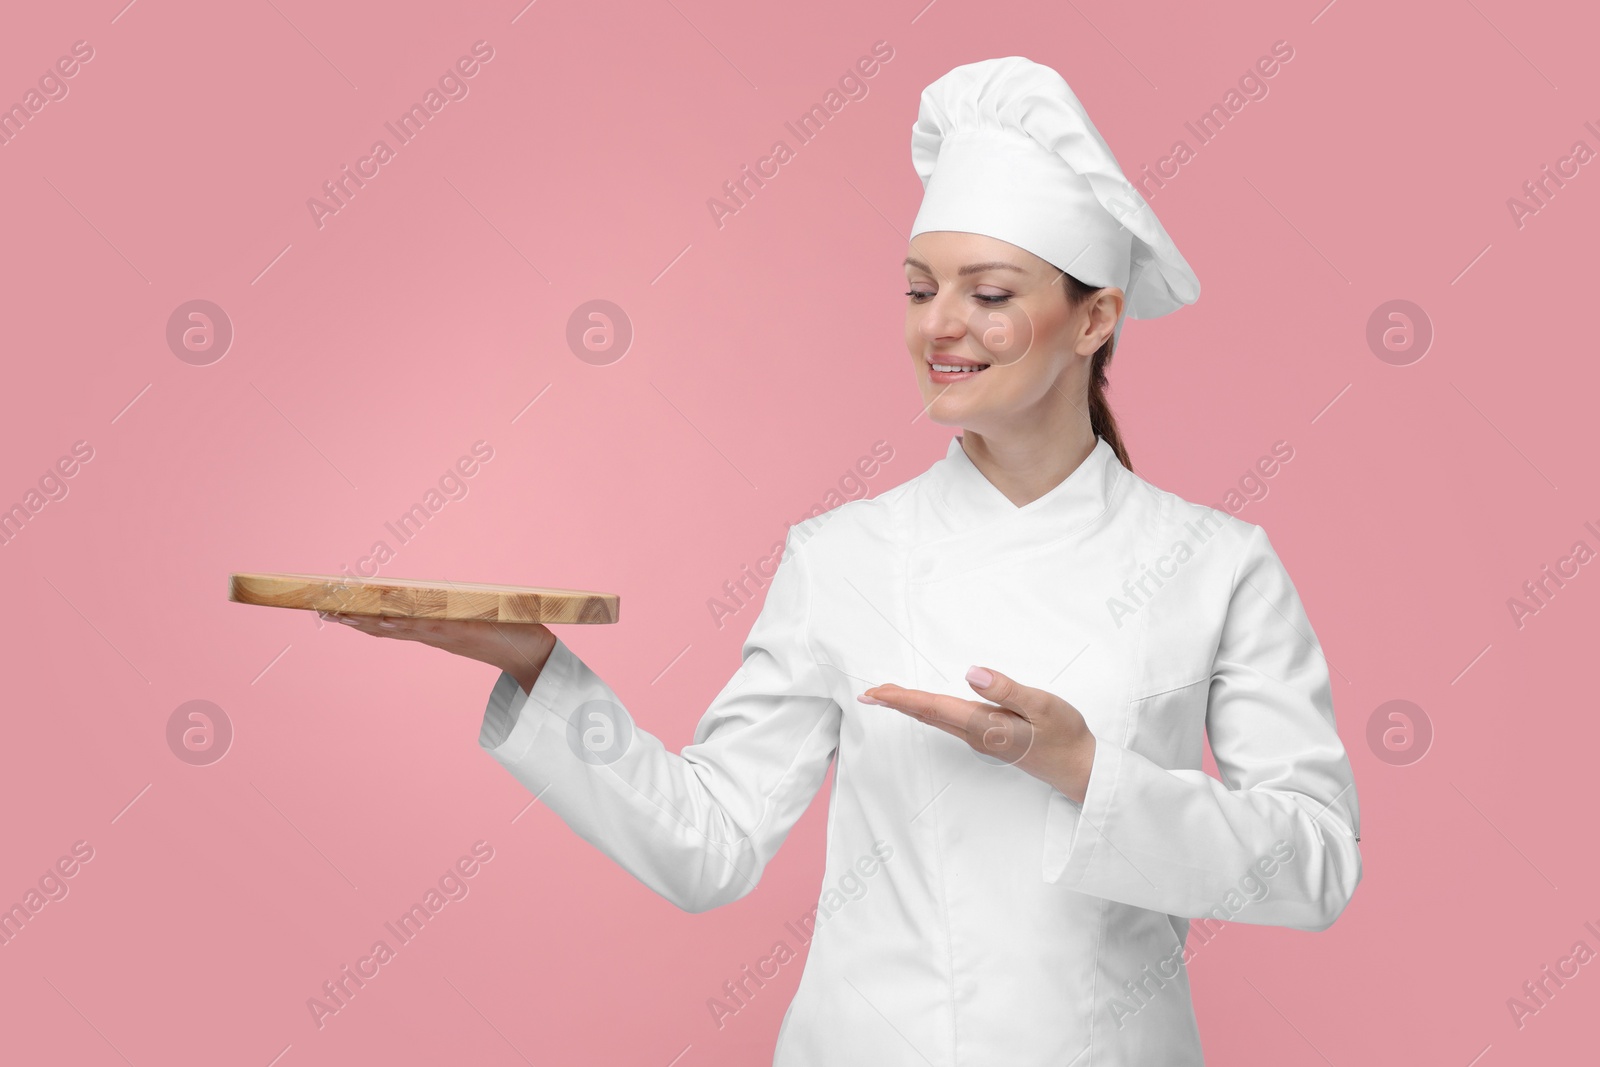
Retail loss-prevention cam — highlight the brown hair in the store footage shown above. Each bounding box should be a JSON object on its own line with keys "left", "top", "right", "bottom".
{"left": 1062, "top": 273, "right": 1132, "bottom": 471}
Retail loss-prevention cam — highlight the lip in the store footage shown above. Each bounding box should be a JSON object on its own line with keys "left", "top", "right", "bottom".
{"left": 926, "top": 354, "right": 993, "bottom": 384}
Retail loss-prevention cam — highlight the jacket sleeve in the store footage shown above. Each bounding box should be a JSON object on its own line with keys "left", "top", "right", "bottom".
{"left": 478, "top": 525, "right": 841, "bottom": 913}
{"left": 1042, "top": 523, "right": 1362, "bottom": 932}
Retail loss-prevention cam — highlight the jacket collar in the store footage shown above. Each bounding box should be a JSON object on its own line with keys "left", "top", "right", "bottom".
{"left": 930, "top": 433, "right": 1120, "bottom": 536}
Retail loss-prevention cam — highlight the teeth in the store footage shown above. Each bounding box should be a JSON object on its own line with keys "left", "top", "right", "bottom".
{"left": 931, "top": 363, "right": 987, "bottom": 372}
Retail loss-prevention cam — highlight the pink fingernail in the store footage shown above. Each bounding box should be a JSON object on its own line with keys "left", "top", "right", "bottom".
{"left": 966, "top": 665, "right": 993, "bottom": 687}
{"left": 857, "top": 694, "right": 887, "bottom": 706}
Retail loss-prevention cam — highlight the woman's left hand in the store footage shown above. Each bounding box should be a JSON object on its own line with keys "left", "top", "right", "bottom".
{"left": 859, "top": 666, "right": 1097, "bottom": 803}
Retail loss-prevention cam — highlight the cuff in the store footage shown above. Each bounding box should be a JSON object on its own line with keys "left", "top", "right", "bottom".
{"left": 1041, "top": 735, "right": 1124, "bottom": 885}
{"left": 477, "top": 637, "right": 580, "bottom": 764}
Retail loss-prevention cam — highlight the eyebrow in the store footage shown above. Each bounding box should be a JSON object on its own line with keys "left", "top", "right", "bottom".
{"left": 903, "top": 257, "right": 1026, "bottom": 276}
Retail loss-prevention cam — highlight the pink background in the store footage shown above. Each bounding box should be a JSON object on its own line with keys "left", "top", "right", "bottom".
{"left": 2, "top": 0, "right": 1596, "bottom": 1063}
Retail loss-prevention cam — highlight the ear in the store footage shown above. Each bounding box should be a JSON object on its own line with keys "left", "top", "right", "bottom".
{"left": 1091, "top": 287, "right": 1125, "bottom": 346}
{"left": 1071, "top": 286, "right": 1123, "bottom": 357}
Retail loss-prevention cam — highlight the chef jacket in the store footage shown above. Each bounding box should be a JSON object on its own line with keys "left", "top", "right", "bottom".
{"left": 478, "top": 434, "right": 1363, "bottom": 1066}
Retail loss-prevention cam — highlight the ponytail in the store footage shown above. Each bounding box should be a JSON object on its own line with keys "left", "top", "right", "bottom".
{"left": 1062, "top": 273, "right": 1132, "bottom": 472}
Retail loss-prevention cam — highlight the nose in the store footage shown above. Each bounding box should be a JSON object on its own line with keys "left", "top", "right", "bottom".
{"left": 915, "top": 289, "right": 968, "bottom": 347}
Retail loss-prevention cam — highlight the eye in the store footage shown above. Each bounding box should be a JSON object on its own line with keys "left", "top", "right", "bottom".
{"left": 905, "top": 289, "right": 1010, "bottom": 306}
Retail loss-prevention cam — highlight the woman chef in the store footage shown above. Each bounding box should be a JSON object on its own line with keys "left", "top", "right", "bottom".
{"left": 327, "top": 56, "right": 1362, "bottom": 1067}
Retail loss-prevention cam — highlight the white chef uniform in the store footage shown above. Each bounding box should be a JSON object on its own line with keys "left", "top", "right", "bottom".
{"left": 478, "top": 435, "right": 1361, "bottom": 1065}
{"left": 478, "top": 55, "right": 1361, "bottom": 1066}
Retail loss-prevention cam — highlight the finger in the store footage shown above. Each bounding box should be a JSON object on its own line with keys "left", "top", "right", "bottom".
{"left": 369, "top": 615, "right": 429, "bottom": 638}
{"left": 862, "top": 684, "right": 979, "bottom": 733}
{"left": 965, "top": 665, "right": 1051, "bottom": 723}
{"left": 871, "top": 693, "right": 971, "bottom": 741}
{"left": 902, "top": 711, "right": 969, "bottom": 741}
{"left": 865, "top": 684, "right": 1035, "bottom": 759}
{"left": 334, "top": 613, "right": 399, "bottom": 634}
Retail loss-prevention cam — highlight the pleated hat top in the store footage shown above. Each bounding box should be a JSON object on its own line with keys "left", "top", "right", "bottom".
{"left": 908, "top": 56, "right": 1200, "bottom": 322}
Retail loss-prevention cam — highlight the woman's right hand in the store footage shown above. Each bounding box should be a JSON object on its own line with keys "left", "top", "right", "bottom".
{"left": 320, "top": 611, "right": 558, "bottom": 695}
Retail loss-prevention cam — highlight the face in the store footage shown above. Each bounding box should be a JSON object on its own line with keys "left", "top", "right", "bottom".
{"left": 903, "top": 231, "right": 1123, "bottom": 438}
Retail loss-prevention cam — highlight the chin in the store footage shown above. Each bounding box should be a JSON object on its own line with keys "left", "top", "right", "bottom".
{"left": 921, "top": 391, "right": 987, "bottom": 428}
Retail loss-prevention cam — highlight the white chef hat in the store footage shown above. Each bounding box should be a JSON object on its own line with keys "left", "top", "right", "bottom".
{"left": 909, "top": 56, "right": 1199, "bottom": 323}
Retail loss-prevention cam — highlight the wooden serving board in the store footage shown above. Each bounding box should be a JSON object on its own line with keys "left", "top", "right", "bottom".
{"left": 229, "top": 572, "right": 619, "bottom": 624}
